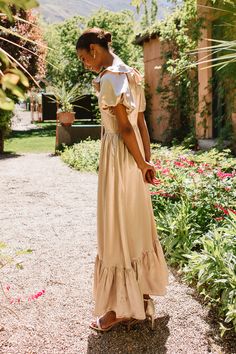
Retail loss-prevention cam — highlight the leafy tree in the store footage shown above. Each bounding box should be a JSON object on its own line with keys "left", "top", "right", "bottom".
{"left": 0, "top": 1, "right": 46, "bottom": 152}
{"left": 0, "top": 9, "right": 47, "bottom": 85}
{"left": 44, "top": 9, "right": 143, "bottom": 91}
{"left": 44, "top": 16, "right": 88, "bottom": 91}
{"left": 87, "top": 9, "right": 143, "bottom": 71}
{"left": 140, "top": 0, "right": 158, "bottom": 28}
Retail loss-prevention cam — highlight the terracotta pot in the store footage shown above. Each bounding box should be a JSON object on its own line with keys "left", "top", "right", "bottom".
{"left": 57, "top": 112, "right": 75, "bottom": 127}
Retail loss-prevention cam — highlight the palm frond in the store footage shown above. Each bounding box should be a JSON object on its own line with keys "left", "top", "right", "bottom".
{"left": 197, "top": 4, "right": 236, "bottom": 15}
{"left": 0, "top": 25, "right": 48, "bottom": 50}
{"left": 0, "top": 47, "right": 39, "bottom": 87}
{"left": 0, "top": 36, "right": 58, "bottom": 69}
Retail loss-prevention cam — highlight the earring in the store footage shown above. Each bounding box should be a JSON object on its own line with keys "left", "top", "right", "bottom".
{"left": 93, "top": 52, "right": 96, "bottom": 59}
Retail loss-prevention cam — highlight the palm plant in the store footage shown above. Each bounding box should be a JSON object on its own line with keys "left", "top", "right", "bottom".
{"left": 193, "top": 0, "right": 236, "bottom": 70}
{"left": 50, "top": 83, "right": 86, "bottom": 126}
{"left": 51, "top": 83, "right": 83, "bottom": 113}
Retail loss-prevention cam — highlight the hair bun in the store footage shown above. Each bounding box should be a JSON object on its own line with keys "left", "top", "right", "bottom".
{"left": 104, "top": 31, "right": 112, "bottom": 43}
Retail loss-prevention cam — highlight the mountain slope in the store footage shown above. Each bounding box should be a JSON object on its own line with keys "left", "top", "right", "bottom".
{"left": 37, "top": 0, "right": 174, "bottom": 23}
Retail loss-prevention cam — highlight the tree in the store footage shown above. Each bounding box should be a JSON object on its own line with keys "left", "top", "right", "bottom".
{"left": 0, "top": 9, "right": 47, "bottom": 85}
{"left": 44, "top": 9, "right": 143, "bottom": 91}
{"left": 44, "top": 16, "right": 87, "bottom": 91}
{"left": 140, "top": 0, "right": 158, "bottom": 28}
{"left": 87, "top": 9, "right": 143, "bottom": 71}
{"left": 0, "top": 1, "right": 46, "bottom": 153}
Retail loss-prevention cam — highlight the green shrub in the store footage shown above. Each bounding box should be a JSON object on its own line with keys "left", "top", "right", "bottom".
{"left": 60, "top": 138, "right": 100, "bottom": 172}
{"left": 150, "top": 145, "right": 236, "bottom": 334}
{"left": 155, "top": 199, "right": 202, "bottom": 267}
{"left": 183, "top": 212, "right": 236, "bottom": 335}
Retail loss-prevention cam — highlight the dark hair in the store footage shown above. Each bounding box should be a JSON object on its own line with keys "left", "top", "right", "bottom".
{"left": 76, "top": 27, "right": 112, "bottom": 52}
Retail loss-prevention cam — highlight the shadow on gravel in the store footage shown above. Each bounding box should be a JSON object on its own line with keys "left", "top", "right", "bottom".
{"left": 171, "top": 267, "right": 236, "bottom": 354}
{"left": 0, "top": 152, "right": 22, "bottom": 159}
{"left": 205, "top": 308, "right": 236, "bottom": 354}
{"left": 87, "top": 315, "right": 170, "bottom": 354}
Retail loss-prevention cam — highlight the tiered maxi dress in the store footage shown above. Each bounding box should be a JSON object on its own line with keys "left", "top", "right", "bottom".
{"left": 93, "top": 54, "right": 169, "bottom": 320}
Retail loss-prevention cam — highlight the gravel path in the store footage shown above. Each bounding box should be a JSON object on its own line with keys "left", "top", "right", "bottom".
{"left": 0, "top": 153, "right": 234, "bottom": 354}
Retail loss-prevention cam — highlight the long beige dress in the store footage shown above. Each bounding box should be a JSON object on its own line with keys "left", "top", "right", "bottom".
{"left": 93, "top": 54, "right": 169, "bottom": 320}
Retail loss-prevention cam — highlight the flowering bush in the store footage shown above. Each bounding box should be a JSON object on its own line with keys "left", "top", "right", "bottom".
{"left": 182, "top": 213, "right": 236, "bottom": 336}
{"left": 150, "top": 144, "right": 236, "bottom": 334}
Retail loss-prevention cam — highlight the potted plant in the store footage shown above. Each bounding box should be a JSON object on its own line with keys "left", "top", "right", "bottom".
{"left": 51, "top": 83, "right": 82, "bottom": 127}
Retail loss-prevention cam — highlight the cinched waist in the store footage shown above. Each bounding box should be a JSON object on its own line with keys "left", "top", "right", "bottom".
{"left": 102, "top": 124, "right": 139, "bottom": 135}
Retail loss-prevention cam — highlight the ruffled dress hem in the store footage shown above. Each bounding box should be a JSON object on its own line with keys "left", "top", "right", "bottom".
{"left": 93, "top": 241, "right": 169, "bottom": 320}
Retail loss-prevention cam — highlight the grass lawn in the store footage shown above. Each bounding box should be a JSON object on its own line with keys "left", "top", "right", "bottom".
{"left": 5, "top": 122, "right": 56, "bottom": 153}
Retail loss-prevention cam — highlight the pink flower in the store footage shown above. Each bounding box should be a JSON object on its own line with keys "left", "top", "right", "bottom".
{"left": 201, "top": 163, "right": 211, "bottom": 170}
{"left": 197, "top": 168, "right": 204, "bottom": 174}
{"left": 152, "top": 178, "right": 161, "bottom": 185}
{"left": 5, "top": 285, "right": 10, "bottom": 291}
{"left": 179, "top": 156, "right": 195, "bottom": 166}
{"left": 186, "top": 160, "right": 195, "bottom": 166}
{"left": 150, "top": 190, "right": 175, "bottom": 198}
{"left": 215, "top": 217, "right": 224, "bottom": 221}
{"left": 162, "top": 168, "right": 170, "bottom": 175}
{"left": 217, "top": 169, "right": 236, "bottom": 180}
{"left": 174, "top": 161, "right": 186, "bottom": 168}
{"left": 27, "top": 289, "right": 46, "bottom": 302}
{"left": 154, "top": 160, "right": 162, "bottom": 169}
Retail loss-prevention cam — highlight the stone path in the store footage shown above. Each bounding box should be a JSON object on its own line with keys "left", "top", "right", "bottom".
{"left": 0, "top": 152, "right": 234, "bottom": 353}
{"left": 11, "top": 106, "right": 39, "bottom": 131}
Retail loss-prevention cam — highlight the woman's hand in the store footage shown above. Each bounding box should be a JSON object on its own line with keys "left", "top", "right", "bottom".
{"left": 139, "top": 161, "right": 156, "bottom": 185}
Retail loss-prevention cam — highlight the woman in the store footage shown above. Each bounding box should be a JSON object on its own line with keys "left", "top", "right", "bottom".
{"left": 76, "top": 28, "right": 169, "bottom": 332}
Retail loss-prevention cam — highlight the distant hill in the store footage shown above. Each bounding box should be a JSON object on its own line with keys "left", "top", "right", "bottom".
{"left": 36, "top": 0, "right": 175, "bottom": 23}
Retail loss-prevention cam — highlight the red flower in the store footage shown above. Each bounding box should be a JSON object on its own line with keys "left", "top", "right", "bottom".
{"left": 179, "top": 156, "right": 195, "bottom": 166}
{"left": 150, "top": 190, "right": 175, "bottom": 198}
{"left": 214, "top": 204, "right": 236, "bottom": 215}
{"left": 162, "top": 168, "right": 170, "bottom": 175}
{"left": 201, "top": 163, "right": 211, "bottom": 170}
{"left": 174, "top": 161, "right": 186, "bottom": 168}
{"left": 154, "top": 160, "right": 162, "bottom": 169}
{"left": 217, "top": 169, "right": 236, "bottom": 180}
{"left": 215, "top": 217, "right": 224, "bottom": 221}
{"left": 187, "top": 160, "right": 195, "bottom": 166}
{"left": 152, "top": 178, "right": 161, "bottom": 185}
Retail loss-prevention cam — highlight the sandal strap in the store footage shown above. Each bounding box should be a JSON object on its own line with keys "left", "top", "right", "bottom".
{"left": 96, "top": 317, "right": 102, "bottom": 330}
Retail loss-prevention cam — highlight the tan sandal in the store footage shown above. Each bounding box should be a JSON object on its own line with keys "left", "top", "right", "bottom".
{"left": 89, "top": 316, "right": 128, "bottom": 332}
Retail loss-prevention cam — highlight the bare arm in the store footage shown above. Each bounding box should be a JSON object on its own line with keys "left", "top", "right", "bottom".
{"left": 137, "top": 112, "right": 151, "bottom": 162}
{"left": 112, "top": 104, "right": 155, "bottom": 184}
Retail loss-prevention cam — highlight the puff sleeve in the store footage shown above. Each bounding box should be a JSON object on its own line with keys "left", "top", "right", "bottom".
{"left": 99, "top": 72, "right": 136, "bottom": 113}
